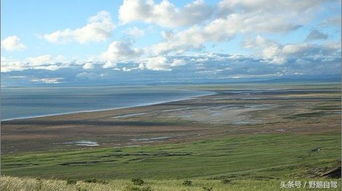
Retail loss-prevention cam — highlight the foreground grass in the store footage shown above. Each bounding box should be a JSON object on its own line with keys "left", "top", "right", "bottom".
{"left": 1, "top": 176, "right": 340, "bottom": 191}
{"left": 1, "top": 133, "right": 340, "bottom": 190}
{"left": 2, "top": 133, "right": 340, "bottom": 180}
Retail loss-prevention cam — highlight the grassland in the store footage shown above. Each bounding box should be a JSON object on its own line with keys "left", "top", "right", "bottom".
{"left": 1, "top": 176, "right": 340, "bottom": 191}
{"left": 2, "top": 133, "right": 341, "bottom": 179}
{"left": 1, "top": 83, "right": 341, "bottom": 190}
{"left": 1, "top": 133, "right": 341, "bottom": 190}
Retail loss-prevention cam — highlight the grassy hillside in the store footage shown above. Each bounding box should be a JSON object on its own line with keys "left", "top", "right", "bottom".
{"left": 2, "top": 133, "right": 340, "bottom": 180}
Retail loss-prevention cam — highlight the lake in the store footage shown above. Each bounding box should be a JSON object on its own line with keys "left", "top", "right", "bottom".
{"left": 1, "top": 86, "right": 212, "bottom": 121}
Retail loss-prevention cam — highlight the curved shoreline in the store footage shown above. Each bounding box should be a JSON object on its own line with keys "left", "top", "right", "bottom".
{"left": 1, "top": 91, "right": 216, "bottom": 122}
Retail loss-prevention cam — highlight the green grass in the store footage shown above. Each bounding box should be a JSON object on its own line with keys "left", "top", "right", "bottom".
{"left": 286, "top": 112, "right": 328, "bottom": 119}
{"left": 1, "top": 176, "right": 340, "bottom": 191}
{"left": 2, "top": 133, "right": 340, "bottom": 180}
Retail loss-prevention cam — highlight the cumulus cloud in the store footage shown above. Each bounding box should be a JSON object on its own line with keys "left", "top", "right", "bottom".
{"left": 1, "top": 36, "right": 26, "bottom": 51}
{"left": 151, "top": 13, "right": 291, "bottom": 55}
{"left": 217, "top": 0, "right": 327, "bottom": 14}
{"left": 1, "top": 57, "right": 26, "bottom": 72}
{"left": 134, "top": 0, "right": 337, "bottom": 55}
{"left": 3, "top": 0, "right": 340, "bottom": 85}
{"left": 149, "top": 9, "right": 309, "bottom": 55}
{"left": 139, "top": 56, "right": 185, "bottom": 71}
{"left": 305, "top": 30, "right": 328, "bottom": 41}
{"left": 119, "top": 0, "right": 331, "bottom": 31}
{"left": 3, "top": 45, "right": 340, "bottom": 86}
{"left": 244, "top": 36, "right": 285, "bottom": 64}
{"left": 102, "top": 41, "right": 143, "bottom": 68}
{"left": 119, "top": 0, "right": 213, "bottom": 27}
{"left": 82, "top": 62, "right": 95, "bottom": 70}
{"left": 125, "top": 27, "right": 145, "bottom": 37}
{"left": 1, "top": 55, "right": 70, "bottom": 72}
{"left": 43, "top": 11, "right": 115, "bottom": 44}
{"left": 25, "top": 55, "right": 69, "bottom": 70}
{"left": 244, "top": 36, "right": 341, "bottom": 64}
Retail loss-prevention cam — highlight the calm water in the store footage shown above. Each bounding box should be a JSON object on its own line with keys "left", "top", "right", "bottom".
{"left": 1, "top": 86, "right": 211, "bottom": 121}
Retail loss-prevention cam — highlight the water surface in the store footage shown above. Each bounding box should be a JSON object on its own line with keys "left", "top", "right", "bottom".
{"left": 1, "top": 86, "right": 212, "bottom": 121}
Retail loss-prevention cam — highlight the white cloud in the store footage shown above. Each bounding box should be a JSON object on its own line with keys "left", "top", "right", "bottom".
{"left": 1, "top": 36, "right": 26, "bottom": 51}
{"left": 82, "top": 62, "right": 95, "bottom": 70}
{"left": 244, "top": 36, "right": 341, "bottom": 64}
{"left": 139, "top": 56, "right": 185, "bottom": 71}
{"left": 119, "top": 0, "right": 213, "bottom": 27}
{"left": 1, "top": 55, "right": 70, "bottom": 72}
{"left": 76, "top": 72, "right": 105, "bottom": 79}
{"left": 244, "top": 36, "right": 285, "bottom": 64}
{"left": 125, "top": 27, "right": 145, "bottom": 37}
{"left": 118, "top": 0, "right": 331, "bottom": 31}
{"left": 138, "top": 0, "right": 335, "bottom": 55}
{"left": 3, "top": 0, "right": 340, "bottom": 83}
{"left": 151, "top": 14, "right": 248, "bottom": 55}
{"left": 150, "top": 11, "right": 303, "bottom": 55}
{"left": 31, "top": 77, "right": 63, "bottom": 84}
{"left": 1, "top": 57, "right": 26, "bottom": 72}
{"left": 102, "top": 41, "right": 142, "bottom": 68}
{"left": 43, "top": 11, "right": 115, "bottom": 44}
{"left": 25, "top": 55, "right": 69, "bottom": 70}
{"left": 26, "top": 55, "right": 55, "bottom": 66}
{"left": 3, "top": 47, "right": 340, "bottom": 85}
{"left": 218, "top": 0, "right": 326, "bottom": 14}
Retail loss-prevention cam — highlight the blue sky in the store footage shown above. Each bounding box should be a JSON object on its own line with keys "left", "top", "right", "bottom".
{"left": 1, "top": 0, "right": 341, "bottom": 86}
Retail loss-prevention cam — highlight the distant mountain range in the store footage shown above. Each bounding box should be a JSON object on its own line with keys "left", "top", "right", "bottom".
{"left": 2, "top": 74, "right": 340, "bottom": 88}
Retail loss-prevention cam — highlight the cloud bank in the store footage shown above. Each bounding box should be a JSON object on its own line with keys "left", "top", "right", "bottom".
{"left": 2, "top": 0, "right": 341, "bottom": 85}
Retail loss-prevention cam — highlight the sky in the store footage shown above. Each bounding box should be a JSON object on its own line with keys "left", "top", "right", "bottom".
{"left": 1, "top": 0, "right": 341, "bottom": 86}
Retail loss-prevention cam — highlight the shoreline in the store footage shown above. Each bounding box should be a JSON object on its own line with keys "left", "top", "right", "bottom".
{"left": 1, "top": 91, "right": 216, "bottom": 122}
{"left": 1, "top": 83, "right": 340, "bottom": 154}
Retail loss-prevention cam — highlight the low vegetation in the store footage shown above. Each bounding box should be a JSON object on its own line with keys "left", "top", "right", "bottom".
{"left": 131, "top": 178, "right": 144, "bottom": 186}
{"left": 2, "top": 133, "right": 340, "bottom": 180}
{"left": 1, "top": 176, "right": 340, "bottom": 191}
{"left": 1, "top": 133, "right": 341, "bottom": 190}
